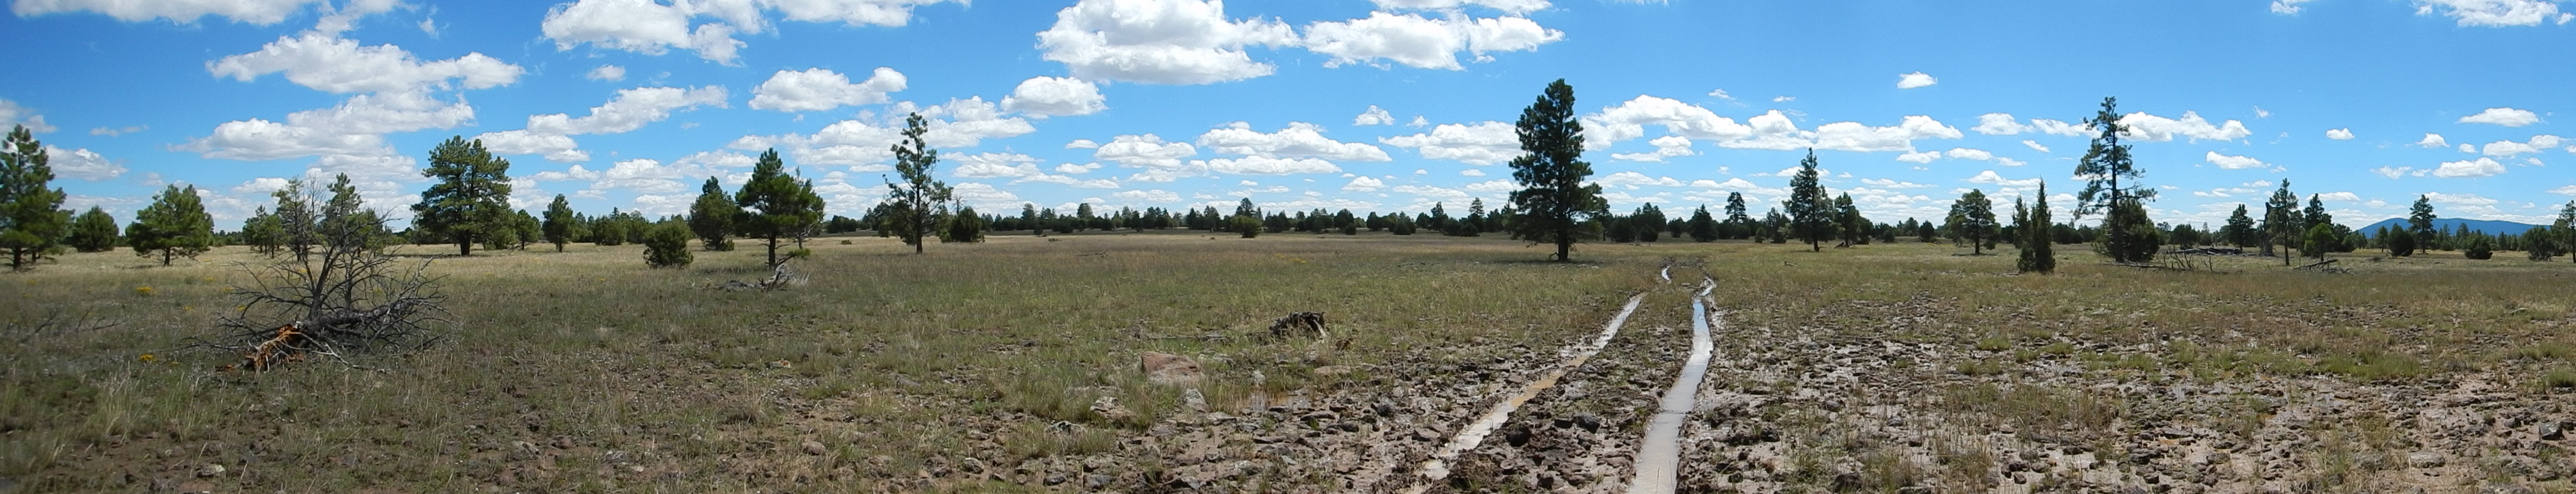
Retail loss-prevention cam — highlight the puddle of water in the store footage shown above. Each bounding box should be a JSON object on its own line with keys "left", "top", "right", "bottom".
{"left": 1626, "top": 281, "right": 1717, "bottom": 494}
{"left": 1414, "top": 292, "right": 1645, "bottom": 483}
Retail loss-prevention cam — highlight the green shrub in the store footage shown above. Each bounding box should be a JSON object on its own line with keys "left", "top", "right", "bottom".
{"left": 643, "top": 223, "right": 693, "bottom": 268}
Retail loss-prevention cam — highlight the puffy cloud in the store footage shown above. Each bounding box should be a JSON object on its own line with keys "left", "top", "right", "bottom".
{"left": 1582, "top": 95, "right": 1753, "bottom": 143}
{"left": 1197, "top": 121, "right": 1391, "bottom": 161}
{"left": 2416, "top": 133, "right": 2449, "bottom": 148}
{"left": 2552, "top": 185, "right": 2576, "bottom": 195}
{"left": 1036, "top": 0, "right": 1299, "bottom": 85}
{"left": 918, "top": 97, "right": 1036, "bottom": 148}
{"left": 2432, "top": 157, "right": 2506, "bottom": 177}
{"left": 1366, "top": 0, "right": 1550, "bottom": 13}
{"left": 2482, "top": 135, "right": 2563, "bottom": 157}
{"left": 2118, "top": 111, "right": 2251, "bottom": 142}
{"left": 950, "top": 152, "right": 1044, "bottom": 178}
{"left": 2371, "top": 166, "right": 2416, "bottom": 179}
{"left": 1380, "top": 121, "right": 1518, "bottom": 165}
{"left": 2317, "top": 191, "right": 2360, "bottom": 201}
{"left": 185, "top": 91, "right": 471, "bottom": 161}
{"left": 1013, "top": 173, "right": 1121, "bottom": 188}
{"left": 738, "top": 98, "right": 1028, "bottom": 169}
{"left": 1896, "top": 151, "right": 1940, "bottom": 164}
{"left": 1944, "top": 148, "right": 1993, "bottom": 161}
{"left": 475, "top": 130, "right": 588, "bottom": 163}
{"left": 1113, "top": 189, "right": 1181, "bottom": 203}
{"left": 1299, "top": 11, "right": 1561, "bottom": 70}
{"left": 45, "top": 146, "right": 123, "bottom": 181}
{"left": 1094, "top": 134, "right": 1199, "bottom": 168}
{"left": 2031, "top": 119, "right": 2088, "bottom": 137}
{"left": 1894, "top": 71, "right": 1937, "bottom": 89}
{"left": 2205, "top": 151, "right": 2269, "bottom": 170}
{"left": 1860, "top": 178, "right": 1930, "bottom": 189}
{"left": 2325, "top": 128, "right": 2354, "bottom": 140}
{"left": 1199, "top": 156, "right": 1341, "bottom": 175}
{"left": 1965, "top": 170, "right": 2041, "bottom": 187}
{"left": 1748, "top": 115, "right": 1961, "bottom": 152}
{"left": 749, "top": 67, "right": 905, "bottom": 112}
{"left": 1000, "top": 76, "right": 1107, "bottom": 117}
{"left": 2457, "top": 107, "right": 2541, "bottom": 126}
{"left": 0, "top": 98, "right": 56, "bottom": 133}
{"left": 1971, "top": 113, "right": 2032, "bottom": 135}
{"left": 2271, "top": 0, "right": 2318, "bottom": 14}
{"left": 531, "top": 85, "right": 728, "bottom": 135}
{"left": 541, "top": 0, "right": 960, "bottom": 64}
{"left": 1353, "top": 105, "right": 1395, "bottom": 126}
{"left": 1343, "top": 176, "right": 1385, "bottom": 191}
{"left": 587, "top": 64, "right": 626, "bottom": 81}
{"left": 210, "top": 33, "right": 522, "bottom": 95}
{"left": 1611, "top": 135, "right": 1697, "bottom": 162}
{"left": 1055, "top": 162, "right": 1102, "bottom": 174}
{"left": 12, "top": 0, "right": 325, "bottom": 25}
{"left": 1392, "top": 184, "right": 1471, "bottom": 202}
{"left": 2022, "top": 140, "right": 2051, "bottom": 152}
{"left": 1065, "top": 139, "right": 1101, "bottom": 149}
{"left": 475, "top": 85, "right": 726, "bottom": 162}
{"left": 1594, "top": 171, "right": 1682, "bottom": 188}
{"left": 950, "top": 182, "right": 1022, "bottom": 210}
{"left": 2416, "top": 0, "right": 2561, "bottom": 26}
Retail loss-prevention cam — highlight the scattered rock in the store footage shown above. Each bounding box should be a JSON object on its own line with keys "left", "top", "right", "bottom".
{"left": 1140, "top": 352, "right": 1204, "bottom": 387}
{"left": 802, "top": 440, "right": 828, "bottom": 456}
{"left": 2407, "top": 451, "right": 2446, "bottom": 469}
{"left": 1091, "top": 396, "right": 1136, "bottom": 422}
{"left": 195, "top": 464, "right": 225, "bottom": 478}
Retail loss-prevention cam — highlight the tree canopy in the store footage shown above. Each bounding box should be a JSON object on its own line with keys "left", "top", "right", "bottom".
{"left": 410, "top": 136, "right": 513, "bottom": 256}
{"left": 1504, "top": 78, "right": 1605, "bottom": 261}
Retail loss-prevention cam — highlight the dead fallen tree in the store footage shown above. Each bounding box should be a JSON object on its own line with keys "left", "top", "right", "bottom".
{"left": 197, "top": 177, "right": 449, "bottom": 370}
{"left": 2293, "top": 258, "right": 2352, "bottom": 274}
{"left": 708, "top": 261, "right": 806, "bottom": 291}
{"left": 1269, "top": 311, "right": 1328, "bottom": 340}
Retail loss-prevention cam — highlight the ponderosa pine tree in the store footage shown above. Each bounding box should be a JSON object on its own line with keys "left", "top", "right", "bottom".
{"left": 1834, "top": 192, "right": 1865, "bottom": 247}
{"left": 1946, "top": 189, "right": 1999, "bottom": 255}
{"left": 942, "top": 206, "right": 986, "bottom": 243}
{"left": 2073, "top": 97, "right": 2156, "bottom": 263}
{"left": 411, "top": 136, "right": 512, "bottom": 256}
{"left": 1, "top": 125, "right": 68, "bottom": 270}
{"left": 2262, "top": 179, "right": 2299, "bottom": 265}
{"left": 1783, "top": 150, "right": 1835, "bottom": 252}
{"left": 127, "top": 184, "right": 214, "bottom": 266}
{"left": 736, "top": 149, "right": 824, "bottom": 267}
{"left": 2304, "top": 223, "right": 2338, "bottom": 262}
{"left": 1723, "top": 192, "right": 1750, "bottom": 239}
{"left": 1687, "top": 205, "right": 1718, "bottom": 242}
{"left": 67, "top": 206, "right": 118, "bottom": 252}
{"left": 2409, "top": 194, "right": 2438, "bottom": 244}
{"left": 1505, "top": 79, "right": 1607, "bottom": 261}
{"left": 2556, "top": 201, "right": 2576, "bottom": 264}
{"left": 2222, "top": 204, "right": 2257, "bottom": 248}
{"left": 883, "top": 113, "right": 952, "bottom": 254}
{"left": 686, "top": 177, "right": 735, "bottom": 251}
{"left": 542, "top": 194, "right": 575, "bottom": 251}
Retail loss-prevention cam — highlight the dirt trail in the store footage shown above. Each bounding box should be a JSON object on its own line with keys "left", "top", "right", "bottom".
{"left": 1624, "top": 280, "right": 1717, "bottom": 493}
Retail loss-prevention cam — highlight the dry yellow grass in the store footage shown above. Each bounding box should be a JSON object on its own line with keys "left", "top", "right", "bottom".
{"left": 3, "top": 234, "right": 2570, "bottom": 491}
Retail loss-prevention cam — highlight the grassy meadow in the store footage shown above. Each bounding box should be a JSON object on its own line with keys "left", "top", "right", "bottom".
{"left": 3, "top": 231, "right": 2572, "bottom": 492}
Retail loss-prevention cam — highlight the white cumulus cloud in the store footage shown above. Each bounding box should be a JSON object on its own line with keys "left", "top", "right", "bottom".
{"left": 1299, "top": 11, "right": 1562, "bottom": 70}
{"left": 2457, "top": 107, "right": 2541, "bottom": 126}
{"left": 587, "top": 64, "right": 626, "bottom": 82}
{"left": 2119, "top": 111, "right": 2252, "bottom": 142}
{"left": 1197, "top": 121, "right": 1391, "bottom": 161}
{"left": 2432, "top": 157, "right": 2506, "bottom": 177}
{"left": 749, "top": 67, "right": 905, "bottom": 112}
{"left": 1001, "top": 76, "right": 1107, "bottom": 117}
{"left": 1380, "top": 121, "right": 1518, "bottom": 165}
{"left": 1353, "top": 105, "right": 1395, "bottom": 126}
{"left": 2325, "top": 128, "right": 2354, "bottom": 140}
{"left": 2205, "top": 151, "right": 2269, "bottom": 170}
{"left": 13, "top": 0, "right": 326, "bottom": 25}
{"left": 1036, "top": 0, "right": 1299, "bottom": 85}
{"left": 1895, "top": 71, "right": 1937, "bottom": 89}
{"left": 1610, "top": 135, "right": 1697, "bottom": 162}
{"left": 2415, "top": 0, "right": 2561, "bottom": 26}
{"left": 1094, "top": 134, "right": 1199, "bottom": 168}
{"left": 210, "top": 32, "right": 523, "bottom": 95}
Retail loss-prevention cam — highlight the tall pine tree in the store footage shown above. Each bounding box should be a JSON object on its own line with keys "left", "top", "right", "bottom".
{"left": 410, "top": 136, "right": 512, "bottom": 256}
{"left": 127, "top": 184, "right": 215, "bottom": 266}
{"left": 542, "top": 194, "right": 575, "bottom": 252}
{"left": 2017, "top": 182, "right": 2057, "bottom": 273}
{"left": 2262, "top": 179, "right": 2299, "bottom": 265}
{"left": 2073, "top": 97, "right": 2156, "bottom": 263}
{"left": 1, "top": 125, "right": 68, "bottom": 270}
{"left": 883, "top": 113, "right": 953, "bottom": 253}
{"left": 1946, "top": 189, "right": 1999, "bottom": 255}
{"left": 736, "top": 149, "right": 823, "bottom": 267}
{"left": 1505, "top": 79, "right": 1606, "bottom": 261}
{"left": 1783, "top": 150, "right": 1834, "bottom": 252}
{"left": 67, "top": 206, "right": 118, "bottom": 253}
{"left": 687, "top": 177, "right": 736, "bottom": 251}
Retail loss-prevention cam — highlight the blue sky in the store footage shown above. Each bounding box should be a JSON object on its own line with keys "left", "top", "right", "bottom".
{"left": 3, "top": 0, "right": 2572, "bottom": 230}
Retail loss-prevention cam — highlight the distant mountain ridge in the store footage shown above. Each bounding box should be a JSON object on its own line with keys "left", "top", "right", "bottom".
{"left": 2357, "top": 217, "right": 2546, "bottom": 237}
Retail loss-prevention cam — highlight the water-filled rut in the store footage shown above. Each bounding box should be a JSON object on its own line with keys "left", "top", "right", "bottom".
{"left": 1625, "top": 280, "right": 1717, "bottom": 493}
